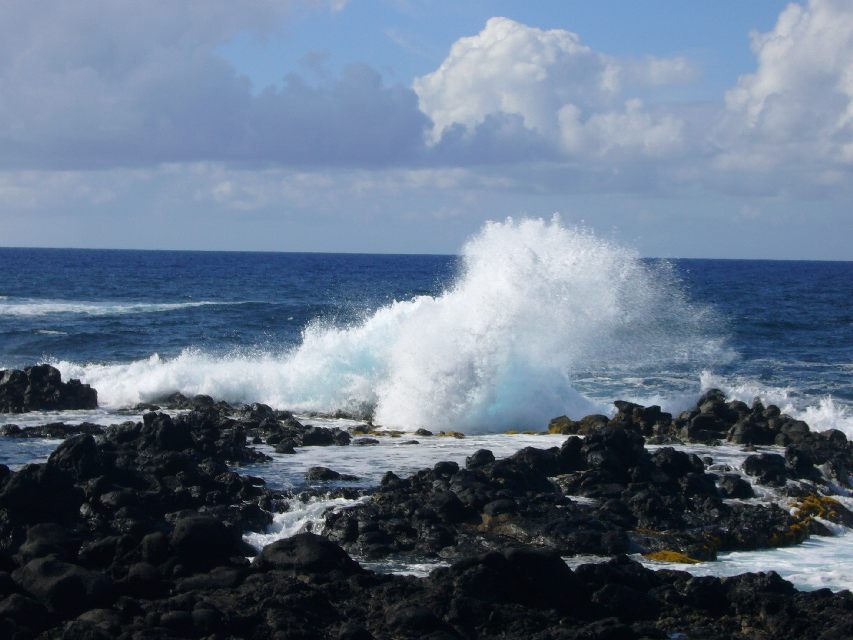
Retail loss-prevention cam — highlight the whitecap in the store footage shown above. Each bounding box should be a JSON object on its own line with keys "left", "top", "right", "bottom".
{"left": 0, "top": 298, "right": 243, "bottom": 317}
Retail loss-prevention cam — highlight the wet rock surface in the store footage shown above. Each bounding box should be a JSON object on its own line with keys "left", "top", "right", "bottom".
{"left": 323, "top": 425, "right": 851, "bottom": 563}
{"left": 153, "top": 395, "right": 354, "bottom": 450}
{"left": 0, "top": 389, "right": 851, "bottom": 638}
{"left": 550, "top": 389, "right": 853, "bottom": 490}
{"left": 0, "top": 422, "right": 104, "bottom": 439}
{"left": 0, "top": 365, "right": 97, "bottom": 413}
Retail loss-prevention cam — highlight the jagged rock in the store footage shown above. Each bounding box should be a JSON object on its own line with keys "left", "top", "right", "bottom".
{"left": 0, "top": 364, "right": 97, "bottom": 413}
{"left": 743, "top": 453, "right": 788, "bottom": 486}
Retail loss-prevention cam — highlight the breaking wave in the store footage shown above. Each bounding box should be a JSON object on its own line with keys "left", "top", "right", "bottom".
{"left": 700, "top": 371, "right": 853, "bottom": 437}
{"left": 56, "top": 217, "right": 729, "bottom": 432}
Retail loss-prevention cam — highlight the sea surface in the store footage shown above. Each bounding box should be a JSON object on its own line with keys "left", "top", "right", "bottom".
{"left": 0, "top": 218, "right": 851, "bottom": 589}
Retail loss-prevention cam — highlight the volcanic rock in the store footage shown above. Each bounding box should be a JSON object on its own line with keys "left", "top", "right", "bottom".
{"left": 0, "top": 365, "right": 97, "bottom": 413}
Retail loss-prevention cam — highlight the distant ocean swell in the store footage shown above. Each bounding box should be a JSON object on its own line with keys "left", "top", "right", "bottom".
{"left": 54, "top": 217, "right": 744, "bottom": 432}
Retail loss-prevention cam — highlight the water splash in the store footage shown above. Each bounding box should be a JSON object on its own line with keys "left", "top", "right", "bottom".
{"left": 57, "top": 217, "right": 725, "bottom": 432}
{"left": 700, "top": 371, "right": 853, "bottom": 437}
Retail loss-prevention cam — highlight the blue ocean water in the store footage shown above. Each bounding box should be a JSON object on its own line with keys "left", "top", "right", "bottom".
{"left": 0, "top": 248, "right": 455, "bottom": 364}
{"left": 0, "top": 220, "right": 850, "bottom": 433}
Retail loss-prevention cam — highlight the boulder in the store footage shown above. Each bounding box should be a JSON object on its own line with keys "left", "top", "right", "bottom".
{"left": 169, "top": 515, "right": 239, "bottom": 570}
{"left": 305, "top": 467, "right": 360, "bottom": 482}
{"left": 0, "top": 463, "right": 82, "bottom": 519}
{"left": 251, "top": 533, "right": 362, "bottom": 575}
{"left": 465, "top": 449, "right": 495, "bottom": 469}
{"left": 718, "top": 473, "right": 755, "bottom": 499}
{"left": 47, "top": 434, "right": 102, "bottom": 481}
{"left": 12, "top": 557, "right": 112, "bottom": 616}
{"left": 743, "top": 454, "right": 789, "bottom": 486}
{"left": 17, "top": 523, "right": 81, "bottom": 562}
{"left": 0, "top": 365, "right": 97, "bottom": 413}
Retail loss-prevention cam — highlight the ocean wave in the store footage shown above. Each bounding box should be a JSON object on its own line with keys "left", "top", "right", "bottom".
{"left": 55, "top": 217, "right": 729, "bottom": 432}
{"left": 0, "top": 298, "right": 243, "bottom": 317}
{"left": 700, "top": 371, "right": 853, "bottom": 437}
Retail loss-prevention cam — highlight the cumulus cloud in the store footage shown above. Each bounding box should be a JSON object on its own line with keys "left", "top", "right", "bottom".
{"left": 717, "top": 0, "right": 853, "bottom": 171}
{"left": 413, "top": 17, "right": 692, "bottom": 159}
{"left": 558, "top": 100, "right": 685, "bottom": 159}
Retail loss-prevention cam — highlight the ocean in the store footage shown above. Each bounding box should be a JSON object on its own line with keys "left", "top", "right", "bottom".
{"left": 1, "top": 217, "right": 851, "bottom": 589}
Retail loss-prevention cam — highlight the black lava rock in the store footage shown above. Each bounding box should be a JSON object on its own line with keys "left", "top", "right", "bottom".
{"left": 0, "top": 364, "right": 97, "bottom": 413}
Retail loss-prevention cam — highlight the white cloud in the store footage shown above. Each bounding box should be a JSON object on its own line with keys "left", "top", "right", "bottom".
{"left": 719, "top": 0, "right": 853, "bottom": 169}
{"left": 0, "top": 170, "right": 143, "bottom": 208}
{"left": 559, "top": 99, "right": 685, "bottom": 158}
{"left": 413, "top": 17, "right": 692, "bottom": 159}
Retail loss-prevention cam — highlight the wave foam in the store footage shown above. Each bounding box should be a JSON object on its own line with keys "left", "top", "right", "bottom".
{"left": 0, "top": 298, "right": 238, "bottom": 317}
{"left": 700, "top": 371, "right": 853, "bottom": 437}
{"left": 56, "top": 217, "right": 725, "bottom": 432}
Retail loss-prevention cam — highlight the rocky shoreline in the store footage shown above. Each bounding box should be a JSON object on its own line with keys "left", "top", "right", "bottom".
{"left": 1, "top": 365, "right": 852, "bottom": 639}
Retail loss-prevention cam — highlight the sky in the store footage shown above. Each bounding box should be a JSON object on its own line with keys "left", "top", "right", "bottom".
{"left": 0, "top": 0, "right": 851, "bottom": 259}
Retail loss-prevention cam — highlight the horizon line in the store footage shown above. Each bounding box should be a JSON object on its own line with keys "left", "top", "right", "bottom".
{"left": 0, "top": 244, "right": 850, "bottom": 263}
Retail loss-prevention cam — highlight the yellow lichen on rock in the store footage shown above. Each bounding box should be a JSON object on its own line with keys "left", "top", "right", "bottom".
{"left": 794, "top": 495, "right": 843, "bottom": 522}
{"left": 767, "top": 495, "right": 850, "bottom": 548}
{"left": 547, "top": 415, "right": 576, "bottom": 434}
{"left": 643, "top": 550, "right": 701, "bottom": 564}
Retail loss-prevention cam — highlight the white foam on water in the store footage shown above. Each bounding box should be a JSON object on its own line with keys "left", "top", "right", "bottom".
{"left": 55, "top": 217, "right": 724, "bottom": 432}
{"left": 0, "top": 408, "right": 148, "bottom": 429}
{"left": 0, "top": 298, "right": 239, "bottom": 317}
{"left": 359, "top": 558, "right": 450, "bottom": 577}
{"left": 639, "top": 530, "right": 853, "bottom": 592}
{"left": 243, "top": 494, "right": 367, "bottom": 552}
{"left": 236, "top": 432, "right": 568, "bottom": 490}
{"left": 700, "top": 371, "right": 853, "bottom": 437}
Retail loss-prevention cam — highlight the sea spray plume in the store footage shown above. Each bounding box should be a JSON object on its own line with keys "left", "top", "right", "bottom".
{"left": 371, "top": 216, "right": 718, "bottom": 430}
{"left": 56, "top": 217, "right": 723, "bottom": 431}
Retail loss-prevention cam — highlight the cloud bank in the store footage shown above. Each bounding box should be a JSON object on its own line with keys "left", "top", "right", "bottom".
{"left": 0, "top": 0, "right": 851, "bottom": 258}
{"left": 0, "top": 0, "right": 424, "bottom": 169}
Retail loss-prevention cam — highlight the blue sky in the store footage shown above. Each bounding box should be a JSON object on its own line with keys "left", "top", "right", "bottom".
{"left": 221, "top": 2, "right": 786, "bottom": 98}
{"left": 0, "top": 0, "right": 851, "bottom": 259}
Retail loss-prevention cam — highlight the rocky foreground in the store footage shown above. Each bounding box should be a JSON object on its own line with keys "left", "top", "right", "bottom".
{"left": 0, "top": 366, "right": 852, "bottom": 639}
